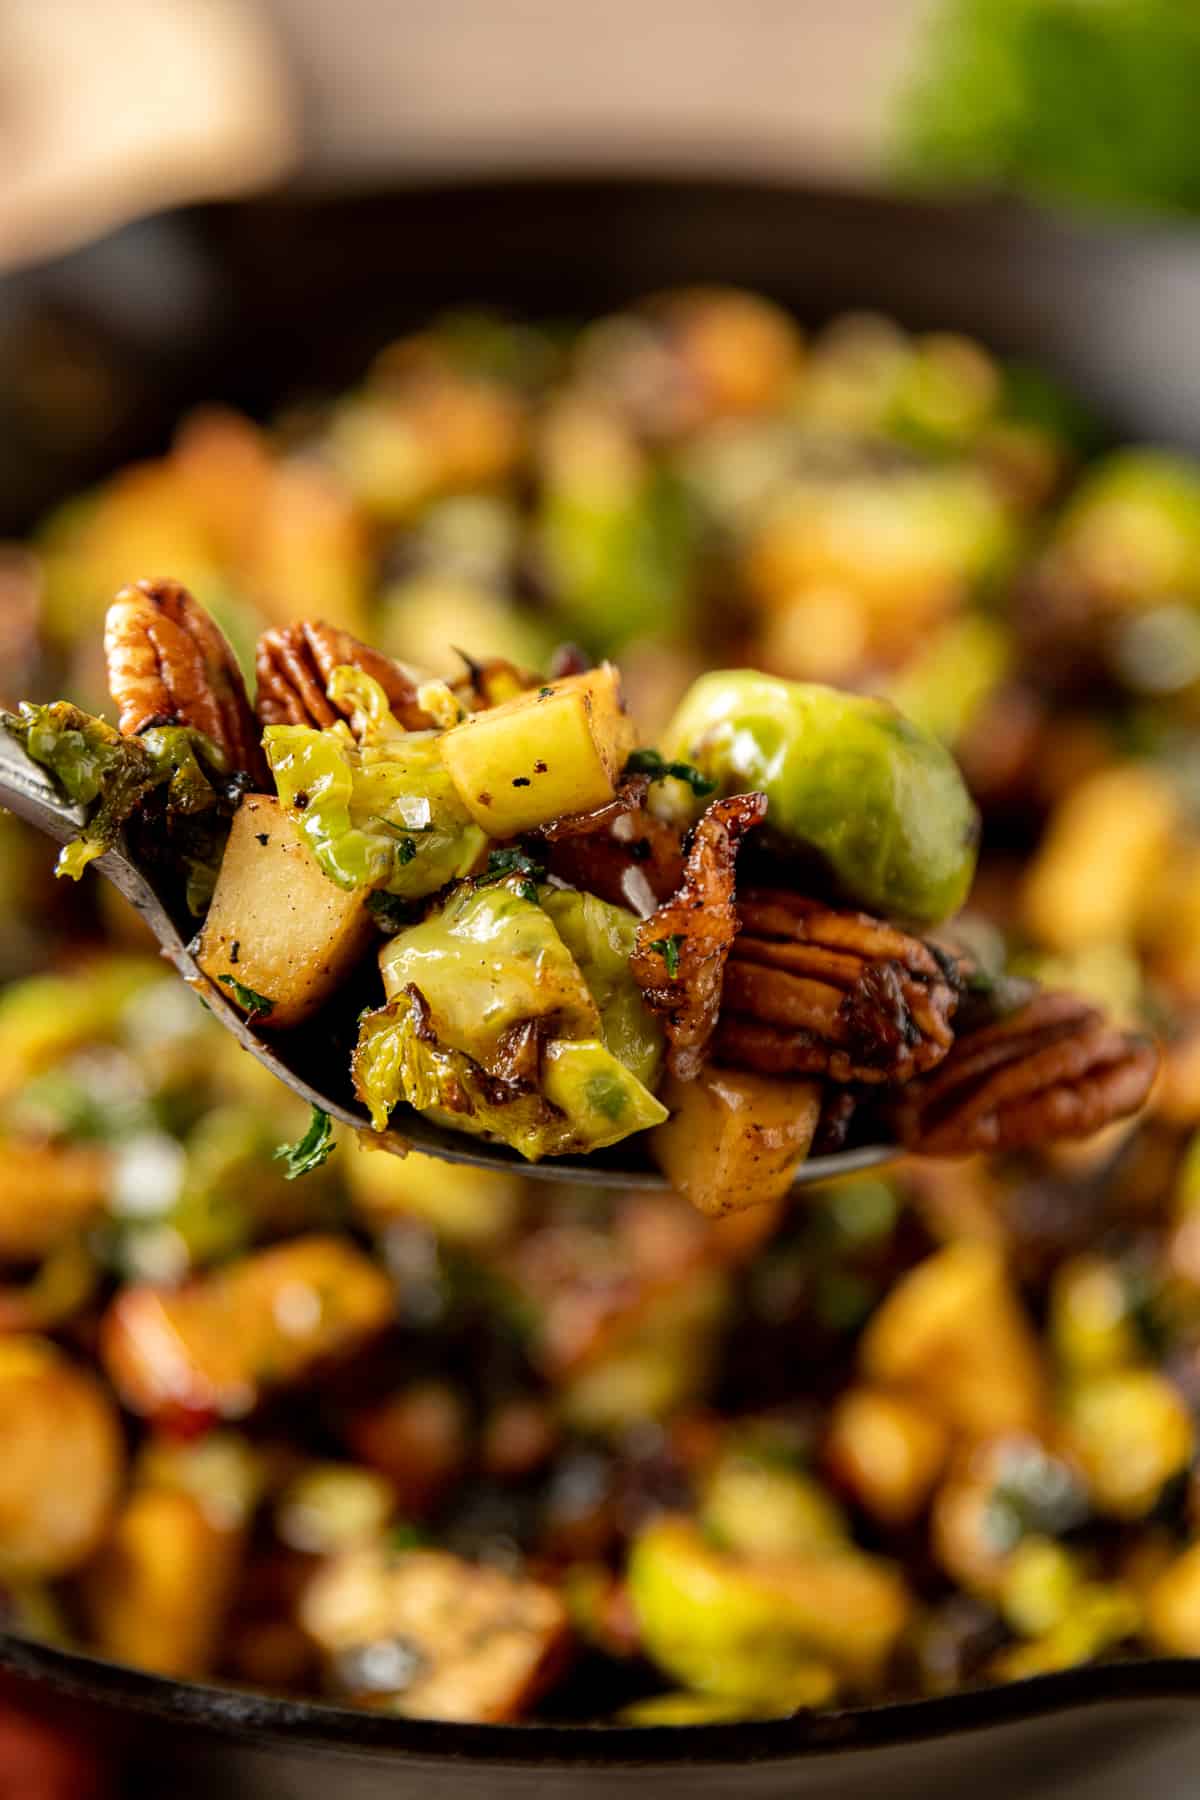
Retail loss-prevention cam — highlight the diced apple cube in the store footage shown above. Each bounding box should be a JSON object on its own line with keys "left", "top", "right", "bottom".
{"left": 197, "top": 795, "right": 375, "bottom": 1028}
{"left": 437, "top": 664, "right": 636, "bottom": 837}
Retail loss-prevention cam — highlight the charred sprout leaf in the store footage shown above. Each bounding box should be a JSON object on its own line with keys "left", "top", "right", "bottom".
{"left": 477, "top": 847, "right": 547, "bottom": 903}
{"left": 367, "top": 892, "right": 421, "bottom": 933}
{"left": 624, "top": 748, "right": 718, "bottom": 797}
{"left": 273, "top": 1107, "right": 336, "bottom": 1180}
{"left": 218, "top": 974, "right": 275, "bottom": 1020}
{"left": 3, "top": 702, "right": 225, "bottom": 881}
{"left": 648, "top": 935, "right": 685, "bottom": 980}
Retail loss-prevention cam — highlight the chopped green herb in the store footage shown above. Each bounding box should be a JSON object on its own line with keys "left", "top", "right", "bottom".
{"left": 389, "top": 1520, "right": 430, "bottom": 1553}
{"left": 648, "top": 934, "right": 685, "bottom": 979}
{"left": 273, "top": 1106, "right": 336, "bottom": 1180}
{"left": 367, "top": 892, "right": 420, "bottom": 932}
{"left": 477, "top": 846, "right": 547, "bottom": 904}
{"left": 624, "top": 747, "right": 717, "bottom": 797}
{"left": 217, "top": 974, "right": 275, "bottom": 1020}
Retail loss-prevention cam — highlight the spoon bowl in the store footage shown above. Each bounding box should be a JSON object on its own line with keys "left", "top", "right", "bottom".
{"left": 0, "top": 729, "right": 893, "bottom": 1188}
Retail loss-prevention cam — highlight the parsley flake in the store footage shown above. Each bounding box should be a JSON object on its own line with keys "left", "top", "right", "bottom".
{"left": 624, "top": 748, "right": 717, "bottom": 797}
{"left": 367, "top": 892, "right": 420, "bottom": 932}
{"left": 273, "top": 1107, "right": 336, "bottom": 1180}
{"left": 648, "top": 934, "right": 685, "bottom": 979}
{"left": 478, "top": 847, "right": 547, "bottom": 903}
{"left": 217, "top": 974, "right": 275, "bottom": 1019}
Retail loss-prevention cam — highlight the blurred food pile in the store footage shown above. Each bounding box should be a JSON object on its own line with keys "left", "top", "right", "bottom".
{"left": 6, "top": 287, "right": 1200, "bottom": 1722}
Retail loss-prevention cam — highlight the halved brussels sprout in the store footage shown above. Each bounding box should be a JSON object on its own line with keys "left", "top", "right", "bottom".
{"left": 355, "top": 879, "right": 666, "bottom": 1158}
{"left": 628, "top": 1515, "right": 910, "bottom": 1700}
{"left": 662, "top": 670, "right": 978, "bottom": 923}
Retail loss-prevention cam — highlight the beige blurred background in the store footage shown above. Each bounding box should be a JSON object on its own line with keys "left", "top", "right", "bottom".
{"left": 0, "top": 0, "right": 930, "bottom": 268}
{"left": 267, "top": 0, "right": 928, "bottom": 179}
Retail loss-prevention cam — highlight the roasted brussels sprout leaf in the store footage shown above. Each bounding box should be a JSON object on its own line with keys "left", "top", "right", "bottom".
{"left": 3, "top": 702, "right": 226, "bottom": 881}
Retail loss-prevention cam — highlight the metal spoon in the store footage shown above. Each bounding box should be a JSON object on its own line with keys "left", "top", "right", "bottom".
{"left": 0, "top": 731, "right": 892, "bottom": 1188}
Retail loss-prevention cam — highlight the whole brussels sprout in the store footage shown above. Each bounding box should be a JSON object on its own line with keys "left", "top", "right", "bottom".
{"left": 627, "top": 1515, "right": 910, "bottom": 1699}
{"left": 662, "top": 670, "right": 979, "bottom": 924}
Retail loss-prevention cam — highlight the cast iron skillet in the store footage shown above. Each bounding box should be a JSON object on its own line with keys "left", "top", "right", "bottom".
{"left": 5, "top": 177, "right": 1200, "bottom": 1798}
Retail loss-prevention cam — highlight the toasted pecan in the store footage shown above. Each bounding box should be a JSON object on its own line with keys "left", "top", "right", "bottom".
{"left": 256, "top": 619, "right": 434, "bottom": 732}
{"left": 104, "top": 578, "right": 266, "bottom": 785}
{"left": 890, "top": 989, "right": 1158, "bottom": 1156}
{"left": 715, "top": 890, "right": 962, "bottom": 1085}
{"left": 538, "top": 777, "right": 686, "bottom": 915}
{"left": 630, "top": 792, "right": 767, "bottom": 1080}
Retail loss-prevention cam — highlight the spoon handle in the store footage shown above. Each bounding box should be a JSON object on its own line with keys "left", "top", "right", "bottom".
{"left": 0, "top": 729, "right": 87, "bottom": 842}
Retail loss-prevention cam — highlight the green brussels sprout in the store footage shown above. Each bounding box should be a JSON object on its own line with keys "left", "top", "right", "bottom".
{"left": 264, "top": 668, "right": 485, "bottom": 899}
{"left": 627, "top": 1515, "right": 910, "bottom": 1700}
{"left": 1054, "top": 449, "right": 1200, "bottom": 605}
{"left": 0, "top": 958, "right": 162, "bottom": 1098}
{"left": 378, "top": 879, "right": 600, "bottom": 1065}
{"left": 538, "top": 407, "right": 697, "bottom": 653}
{"left": 700, "top": 1448, "right": 848, "bottom": 1560}
{"left": 662, "top": 670, "right": 979, "bottom": 923}
{"left": 885, "top": 614, "right": 1011, "bottom": 748}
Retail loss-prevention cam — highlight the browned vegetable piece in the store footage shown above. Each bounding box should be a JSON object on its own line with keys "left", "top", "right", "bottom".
{"left": 630, "top": 792, "right": 767, "bottom": 1080}
{"left": 81, "top": 1487, "right": 243, "bottom": 1677}
{"left": 346, "top": 1381, "right": 470, "bottom": 1517}
{"left": 101, "top": 1235, "right": 395, "bottom": 1425}
{"left": 890, "top": 990, "right": 1159, "bottom": 1156}
{"left": 246, "top": 459, "right": 370, "bottom": 632}
{"left": 825, "top": 1387, "right": 950, "bottom": 1527}
{"left": 0, "top": 1139, "right": 109, "bottom": 1260}
{"left": 1060, "top": 1370, "right": 1194, "bottom": 1520}
{"left": 0, "top": 1338, "right": 124, "bottom": 1578}
{"left": 500, "top": 1191, "right": 715, "bottom": 1380}
{"left": 103, "top": 577, "right": 267, "bottom": 786}
{"left": 716, "top": 890, "right": 961, "bottom": 1084}
{"left": 1145, "top": 1543, "right": 1200, "bottom": 1655}
{"left": 859, "top": 1242, "right": 1047, "bottom": 1438}
{"left": 542, "top": 790, "right": 686, "bottom": 915}
{"left": 650, "top": 1064, "right": 821, "bottom": 1215}
{"left": 195, "top": 794, "right": 376, "bottom": 1028}
{"left": 255, "top": 619, "right": 434, "bottom": 732}
{"left": 301, "top": 1544, "right": 570, "bottom": 1722}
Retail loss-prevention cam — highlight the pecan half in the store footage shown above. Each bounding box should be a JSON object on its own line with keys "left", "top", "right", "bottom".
{"left": 256, "top": 619, "right": 435, "bottom": 733}
{"left": 538, "top": 777, "right": 686, "bottom": 915}
{"left": 889, "top": 989, "right": 1159, "bottom": 1156}
{"left": 714, "top": 890, "right": 962, "bottom": 1085}
{"left": 104, "top": 579, "right": 266, "bottom": 786}
{"left": 630, "top": 792, "right": 767, "bottom": 1080}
